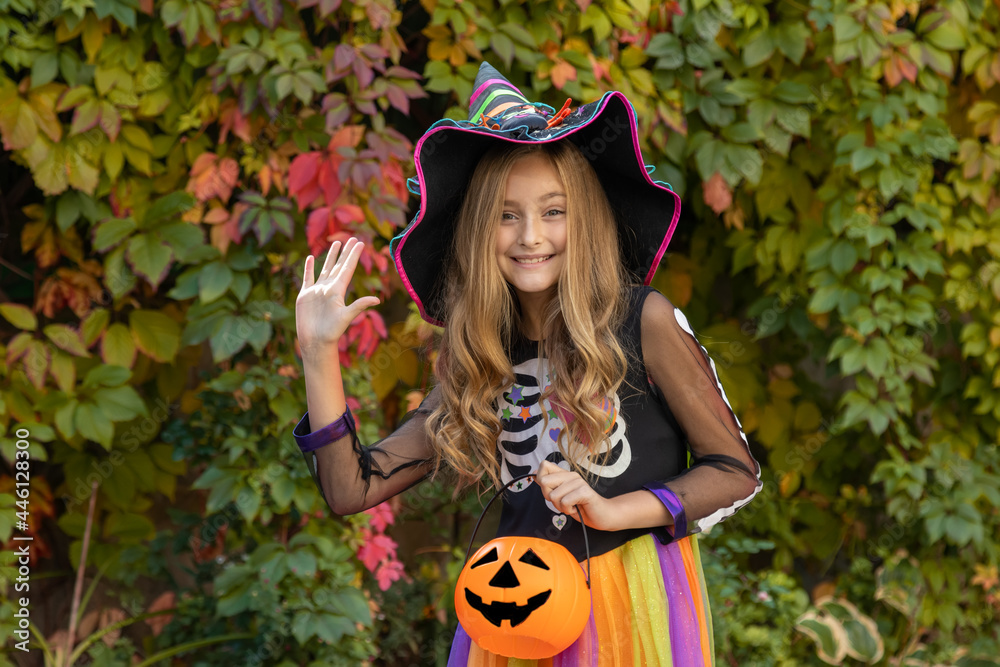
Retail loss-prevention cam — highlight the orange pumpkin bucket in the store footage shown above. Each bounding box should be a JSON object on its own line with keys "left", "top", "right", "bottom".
{"left": 455, "top": 473, "right": 592, "bottom": 659}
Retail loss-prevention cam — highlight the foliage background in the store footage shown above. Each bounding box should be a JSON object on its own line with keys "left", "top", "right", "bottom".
{"left": 0, "top": 0, "right": 998, "bottom": 664}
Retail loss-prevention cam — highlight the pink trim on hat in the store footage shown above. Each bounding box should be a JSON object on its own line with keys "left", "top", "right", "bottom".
{"left": 394, "top": 91, "right": 681, "bottom": 325}
{"left": 470, "top": 78, "right": 524, "bottom": 106}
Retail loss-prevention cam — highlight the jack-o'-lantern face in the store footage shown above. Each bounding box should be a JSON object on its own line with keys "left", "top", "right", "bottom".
{"left": 455, "top": 536, "right": 589, "bottom": 660}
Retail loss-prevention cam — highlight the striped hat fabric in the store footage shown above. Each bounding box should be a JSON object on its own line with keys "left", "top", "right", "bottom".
{"left": 390, "top": 62, "right": 681, "bottom": 326}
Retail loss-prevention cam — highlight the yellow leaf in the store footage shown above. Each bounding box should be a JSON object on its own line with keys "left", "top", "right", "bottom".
{"left": 27, "top": 84, "right": 64, "bottom": 143}
{"left": 29, "top": 140, "right": 70, "bottom": 195}
{"left": 82, "top": 14, "right": 108, "bottom": 64}
{"left": 448, "top": 44, "right": 467, "bottom": 67}
{"left": 758, "top": 399, "right": 793, "bottom": 447}
{"left": 426, "top": 39, "right": 451, "bottom": 61}
{"left": 422, "top": 25, "right": 451, "bottom": 40}
{"left": 794, "top": 401, "right": 823, "bottom": 432}
{"left": 662, "top": 268, "right": 693, "bottom": 308}
{"left": 370, "top": 348, "right": 398, "bottom": 400}
{"left": 0, "top": 97, "right": 36, "bottom": 150}
{"left": 102, "top": 322, "right": 137, "bottom": 368}
{"left": 50, "top": 349, "right": 77, "bottom": 393}
{"left": 104, "top": 141, "right": 124, "bottom": 181}
{"left": 67, "top": 143, "right": 100, "bottom": 193}
{"left": 779, "top": 469, "right": 801, "bottom": 497}
{"left": 56, "top": 16, "right": 85, "bottom": 42}
{"left": 768, "top": 377, "right": 800, "bottom": 399}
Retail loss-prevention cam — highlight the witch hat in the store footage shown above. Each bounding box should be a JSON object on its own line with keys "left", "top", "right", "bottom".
{"left": 390, "top": 62, "right": 680, "bottom": 326}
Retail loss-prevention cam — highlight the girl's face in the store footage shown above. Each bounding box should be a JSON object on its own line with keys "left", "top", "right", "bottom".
{"left": 495, "top": 153, "right": 568, "bottom": 306}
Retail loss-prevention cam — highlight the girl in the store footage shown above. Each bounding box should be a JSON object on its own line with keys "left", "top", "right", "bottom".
{"left": 294, "top": 63, "right": 762, "bottom": 666}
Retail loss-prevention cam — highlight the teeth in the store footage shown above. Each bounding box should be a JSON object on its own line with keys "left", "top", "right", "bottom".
{"left": 515, "top": 256, "right": 551, "bottom": 264}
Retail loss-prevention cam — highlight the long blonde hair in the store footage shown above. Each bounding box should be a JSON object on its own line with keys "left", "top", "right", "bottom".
{"left": 425, "top": 141, "right": 631, "bottom": 491}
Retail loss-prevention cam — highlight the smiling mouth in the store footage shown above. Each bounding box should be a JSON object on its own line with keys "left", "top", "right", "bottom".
{"left": 514, "top": 256, "right": 553, "bottom": 264}
{"left": 464, "top": 589, "right": 552, "bottom": 627}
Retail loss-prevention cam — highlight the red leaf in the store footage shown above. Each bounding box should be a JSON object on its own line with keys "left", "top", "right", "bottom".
{"left": 328, "top": 125, "right": 365, "bottom": 150}
{"left": 306, "top": 206, "right": 334, "bottom": 252}
{"left": 551, "top": 61, "right": 577, "bottom": 90}
{"left": 381, "top": 160, "right": 407, "bottom": 201}
{"left": 250, "top": 0, "right": 283, "bottom": 29}
{"left": 368, "top": 309, "right": 387, "bottom": 339}
{"left": 703, "top": 172, "right": 732, "bottom": 215}
{"left": 334, "top": 204, "right": 364, "bottom": 225}
{"left": 215, "top": 157, "right": 239, "bottom": 202}
{"left": 318, "top": 157, "right": 342, "bottom": 207}
{"left": 334, "top": 44, "right": 354, "bottom": 71}
{"left": 289, "top": 152, "right": 322, "bottom": 210}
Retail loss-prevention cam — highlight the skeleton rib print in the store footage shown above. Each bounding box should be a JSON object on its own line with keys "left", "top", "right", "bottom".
{"left": 497, "top": 358, "right": 633, "bottom": 510}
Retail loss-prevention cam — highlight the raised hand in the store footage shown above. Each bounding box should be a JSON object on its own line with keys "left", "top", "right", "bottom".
{"left": 296, "top": 237, "right": 380, "bottom": 355}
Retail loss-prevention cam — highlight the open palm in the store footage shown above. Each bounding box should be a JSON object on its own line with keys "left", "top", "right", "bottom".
{"left": 295, "top": 237, "right": 380, "bottom": 355}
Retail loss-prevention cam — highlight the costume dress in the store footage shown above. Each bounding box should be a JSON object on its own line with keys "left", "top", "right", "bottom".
{"left": 293, "top": 286, "right": 762, "bottom": 667}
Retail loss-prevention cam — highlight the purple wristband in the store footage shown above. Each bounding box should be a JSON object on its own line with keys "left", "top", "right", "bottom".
{"left": 293, "top": 408, "right": 356, "bottom": 453}
{"left": 642, "top": 481, "right": 687, "bottom": 542}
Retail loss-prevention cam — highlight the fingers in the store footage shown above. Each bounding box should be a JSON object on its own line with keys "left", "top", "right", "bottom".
{"left": 535, "top": 461, "right": 594, "bottom": 516}
{"left": 319, "top": 239, "right": 342, "bottom": 280}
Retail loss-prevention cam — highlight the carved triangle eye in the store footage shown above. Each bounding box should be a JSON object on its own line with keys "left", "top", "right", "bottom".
{"left": 471, "top": 547, "right": 499, "bottom": 569}
{"left": 518, "top": 548, "right": 549, "bottom": 570}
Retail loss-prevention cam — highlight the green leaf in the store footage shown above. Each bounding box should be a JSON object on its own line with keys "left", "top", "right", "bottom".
{"left": 44, "top": 324, "right": 90, "bottom": 357}
{"left": 772, "top": 81, "right": 814, "bottom": 104}
{"left": 773, "top": 22, "right": 808, "bottom": 64}
{"left": 129, "top": 310, "right": 181, "bottom": 363}
{"left": 830, "top": 241, "right": 858, "bottom": 276}
{"left": 810, "top": 286, "right": 840, "bottom": 314}
{"left": 286, "top": 550, "right": 317, "bottom": 578}
{"left": 500, "top": 22, "right": 536, "bottom": 48}
{"left": 0, "top": 303, "right": 38, "bottom": 331}
{"left": 796, "top": 611, "right": 848, "bottom": 664}
{"left": 93, "top": 217, "right": 138, "bottom": 251}
{"left": 490, "top": 33, "right": 514, "bottom": 69}
{"left": 31, "top": 51, "right": 60, "bottom": 89}
{"left": 199, "top": 261, "right": 234, "bottom": 304}
{"left": 143, "top": 191, "right": 195, "bottom": 227}
{"left": 725, "top": 79, "right": 761, "bottom": 101}
{"left": 775, "top": 106, "right": 810, "bottom": 138}
{"left": 851, "top": 147, "right": 879, "bottom": 172}
{"left": 55, "top": 400, "right": 78, "bottom": 439}
{"left": 270, "top": 477, "right": 295, "bottom": 509}
{"left": 93, "top": 385, "right": 148, "bottom": 421}
{"left": 104, "top": 512, "right": 155, "bottom": 541}
{"left": 834, "top": 15, "right": 862, "bottom": 42}
{"left": 210, "top": 315, "right": 249, "bottom": 361}
{"left": 743, "top": 32, "right": 774, "bottom": 67}
{"left": 925, "top": 21, "right": 967, "bottom": 51}
{"left": 83, "top": 364, "right": 131, "bottom": 389}
{"left": 102, "top": 322, "right": 137, "bottom": 368}
{"left": 75, "top": 402, "right": 115, "bottom": 449}
{"left": 329, "top": 589, "right": 371, "bottom": 625}
{"left": 126, "top": 233, "right": 174, "bottom": 288}
{"left": 150, "top": 443, "right": 186, "bottom": 475}
{"left": 56, "top": 192, "right": 82, "bottom": 231}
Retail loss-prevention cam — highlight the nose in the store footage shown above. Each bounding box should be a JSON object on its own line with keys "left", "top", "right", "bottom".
{"left": 488, "top": 561, "right": 520, "bottom": 588}
{"left": 517, "top": 214, "right": 542, "bottom": 247}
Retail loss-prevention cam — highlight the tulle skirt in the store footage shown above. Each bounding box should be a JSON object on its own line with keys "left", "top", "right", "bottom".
{"left": 447, "top": 533, "right": 715, "bottom": 667}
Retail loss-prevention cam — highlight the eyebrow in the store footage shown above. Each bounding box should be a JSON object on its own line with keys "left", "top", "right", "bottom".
{"left": 503, "top": 192, "right": 566, "bottom": 206}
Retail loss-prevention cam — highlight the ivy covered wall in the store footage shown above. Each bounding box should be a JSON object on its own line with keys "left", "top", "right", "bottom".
{"left": 0, "top": 0, "right": 997, "bottom": 664}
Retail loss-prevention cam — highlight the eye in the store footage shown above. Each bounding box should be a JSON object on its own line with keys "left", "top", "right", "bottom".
{"left": 545, "top": 209, "right": 564, "bottom": 217}
{"left": 471, "top": 547, "right": 499, "bottom": 569}
{"left": 518, "top": 549, "right": 549, "bottom": 570}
